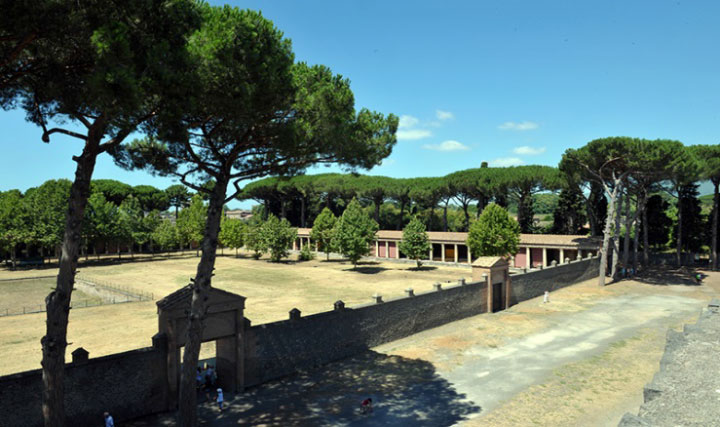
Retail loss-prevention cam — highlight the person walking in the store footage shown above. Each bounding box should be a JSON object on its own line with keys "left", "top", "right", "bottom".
{"left": 216, "top": 388, "right": 224, "bottom": 412}
{"left": 104, "top": 412, "right": 114, "bottom": 427}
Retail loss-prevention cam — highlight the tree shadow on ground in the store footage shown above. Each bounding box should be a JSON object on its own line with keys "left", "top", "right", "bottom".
{"left": 346, "top": 266, "right": 388, "bottom": 274}
{"left": 631, "top": 266, "right": 704, "bottom": 286}
{"left": 409, "top": 266, "right": 438, "bottom": 272}
{"left": 1, "top": 252, "right": 204, "bottom": 272}
{"left": 128, "top": 351, "right": 480, "bottom": 427}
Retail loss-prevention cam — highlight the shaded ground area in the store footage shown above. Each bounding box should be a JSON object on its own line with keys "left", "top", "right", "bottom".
{"left": 127, "top": 268, "right": 720, "bottom": 426}
{"left": 129, "top": 351, "right": 480, "bottom": 427}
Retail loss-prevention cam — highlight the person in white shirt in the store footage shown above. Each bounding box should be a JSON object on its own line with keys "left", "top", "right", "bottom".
{"left": 216, "top": 388, "right": 224, "bottom": 411}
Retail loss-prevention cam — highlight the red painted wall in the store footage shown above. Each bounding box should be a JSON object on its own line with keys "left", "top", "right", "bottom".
{"left": 531, "top": 248, "right": 544, "bottom": 267}
{"left": 388, "top": 241, "right": 397, "bottom": 258}
{"left": 514, "top": 248, "right": 527, "bottom": 268}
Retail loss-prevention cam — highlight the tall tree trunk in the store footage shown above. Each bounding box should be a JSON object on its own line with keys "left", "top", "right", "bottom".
{"left": 611, "top": 191, "right": 623, "bottom": 280}
{"left": 443, "top": 202, "right": 449, "bottom": 232}
{"left": 622, "top": 192, "right": 632, "bottom": 270}
{"left": 175, "top": 205, "right": 179, "bottom": 220}
{"left": 10, "top": 245, "right": 17, "bottom": 270}
{"left": 712, "top": 179, "right": 719, "bottom": 270}
{"left": 300, "top": 197, "right": 306, "bottom": 228}
{"left": 396, "top": 201, "right": 406, "bottom": 230}
{"left": 586, "top": 200, "right": 597, "bottom": 237}
{"left": 462, "top": 203, "right": 470, "bottom": 232}
{"left": 42, "top": 140, "right": 99, "bottom": 427}
{"left": 676, "top": 190, "right": 683, "bottom": 266}
{"left": 633, "top": 195, "right": 643, "bottom": 272}
{"left": 598, "top": 189, "right": 617, "bottom": 286}
{"left": 642, "top": 200, "right": 650, "bottom": 266}
{"left": 178, "top": 177, "right": 228, "bottom": 427}
{"left": 374, "top": 201, "right": 380, "bottom": 225}
{"left": 280, "top": 200, "right": 287, "bottom": 219}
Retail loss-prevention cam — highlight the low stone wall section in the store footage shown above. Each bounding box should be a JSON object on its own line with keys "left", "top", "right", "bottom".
{"left": 244, "top": 278, "right": 487, "bottom": 387}
{"left": 0, "top": 337, "right": 167, "bottom": 427}
{"left": 618, "top": 299, "right": 720, "bottom": 426}
{"left": 510, "top": 256, "right": 600, "bottom": 304}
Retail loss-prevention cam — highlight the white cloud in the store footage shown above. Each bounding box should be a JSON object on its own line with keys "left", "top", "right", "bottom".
{"left": 498, "top": 121, "right": 539, "bottom": 131}
{"left": 489, "top": 157, "right": 525, "bottom": 167}
{"left": 397, "top": 129, "right": 432, "bottom": 140}
{"left": 379, "top": 158, "right": 396, "bottom": 167}
{"left": 513, "top": 146, "right": 546, "bottom": 155}
{"left": 423, "top": 140, "right": 470, "bottom": 152}
{"left": 436, "top": 110, "right": 454, "bottom": 121}
{"left": 398, "top": 115, "right": 419, "bottom": 129}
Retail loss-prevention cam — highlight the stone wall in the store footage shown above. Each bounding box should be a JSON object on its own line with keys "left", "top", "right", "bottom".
{"left": 244, "top": 257, "right": 600, "bottom": 387}
{"left": 619, "top": 299, "right": 720, "bottom": 426}
{"left": 244, "top": 278, "right": 487, "bottom": 387}
{"left": 0, "top": 337, "right": 167, "bottom": 427}
{"left": 509, "top": 256, "right": 600, "bottom": 304}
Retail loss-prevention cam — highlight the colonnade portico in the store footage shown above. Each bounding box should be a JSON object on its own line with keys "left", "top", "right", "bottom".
{"left": 292, "top": 228, "right": 600, "bottom": 268}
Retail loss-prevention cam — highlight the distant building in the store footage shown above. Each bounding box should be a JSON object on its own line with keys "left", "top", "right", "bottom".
{"left": 294, "top": 228, "right": 601, "bottom": 269}
{"left": 225, "top": 209, "right": 253, "bottom": 220}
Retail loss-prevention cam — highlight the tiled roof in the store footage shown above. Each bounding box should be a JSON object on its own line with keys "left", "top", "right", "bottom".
{"left": 297, "top": 228, "right": 600, "bottom": 248}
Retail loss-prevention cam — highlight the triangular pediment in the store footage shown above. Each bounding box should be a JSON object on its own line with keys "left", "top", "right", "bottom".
{"left": 156, "top": 285, "right": 245, "bottom": 313}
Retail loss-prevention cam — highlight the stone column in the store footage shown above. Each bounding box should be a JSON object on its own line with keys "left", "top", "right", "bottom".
{"left": 395, "top": 241, "right": 400, "bottom": 259}
{"left": 560, "top": 248, "right": 565, "bottom": 264}
{"left": 526, "top": 246, "right": 531, "bottom": 269}
{"left": 375, "top": 240, "right": 379, "bottom": 257}
{"left": 467, "top": 245, "right": 472, "bottom": 264}
{"left": 578, "top": 249, "right": 583, "bottom": 258}
{"left": 454, "top": 244, "right": 459, "bottom": 263}
{"left": 542, "top": 247, "right": 547, "bottom": 267}
{"left": 441, "top": 243, "right": 446, "bottom": 262}
{"left": 385, "top": 240, "right": 389, "bottom": 258}
{"left": 429, "top": 247, "right": 433, "bottom": 261}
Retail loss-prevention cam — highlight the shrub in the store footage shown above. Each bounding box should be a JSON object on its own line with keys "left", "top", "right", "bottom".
{"left": 298, "top": 243, "right": 315, "bottom": 261}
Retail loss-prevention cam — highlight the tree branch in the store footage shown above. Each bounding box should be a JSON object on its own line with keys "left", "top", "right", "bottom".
{"left": 42, "top": 128, "right": 88, "bottom": 142}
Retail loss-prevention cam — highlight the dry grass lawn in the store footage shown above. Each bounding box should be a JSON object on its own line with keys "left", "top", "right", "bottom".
{"left": 0, "top": 252, "right": 470, "bottom": 376}
{"left": 0, "top": 277, "right": 101, "bottom": 314}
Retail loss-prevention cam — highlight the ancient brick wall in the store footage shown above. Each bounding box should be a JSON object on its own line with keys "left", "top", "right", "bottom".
{"left": 244, "top": 278, "right": 487, "bottom": 387}
{"left": 509, "top": 256, "right": 600, "bottom": 304}
{"left": 0, "top": 342, "right": 167, "bottom": 427}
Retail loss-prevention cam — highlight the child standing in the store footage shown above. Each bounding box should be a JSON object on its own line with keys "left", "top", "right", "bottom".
{"left": 216, "top": 388, "right": 224, "bottom": 411}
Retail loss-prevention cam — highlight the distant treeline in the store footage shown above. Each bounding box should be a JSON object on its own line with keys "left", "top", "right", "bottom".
{"left": 239, "top": 165, "right": 568, "bottom": 233}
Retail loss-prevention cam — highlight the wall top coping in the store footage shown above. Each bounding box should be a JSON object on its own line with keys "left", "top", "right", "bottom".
{"left": 472, "top": 256, "right": 508, "bottom": 268}
{"left": 157, "top": 284, "right": 245, "bottom": 313}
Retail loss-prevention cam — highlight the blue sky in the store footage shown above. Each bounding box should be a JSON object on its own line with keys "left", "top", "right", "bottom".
{"left": 2, "top": 0, "right": 719, "bottom": 207}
